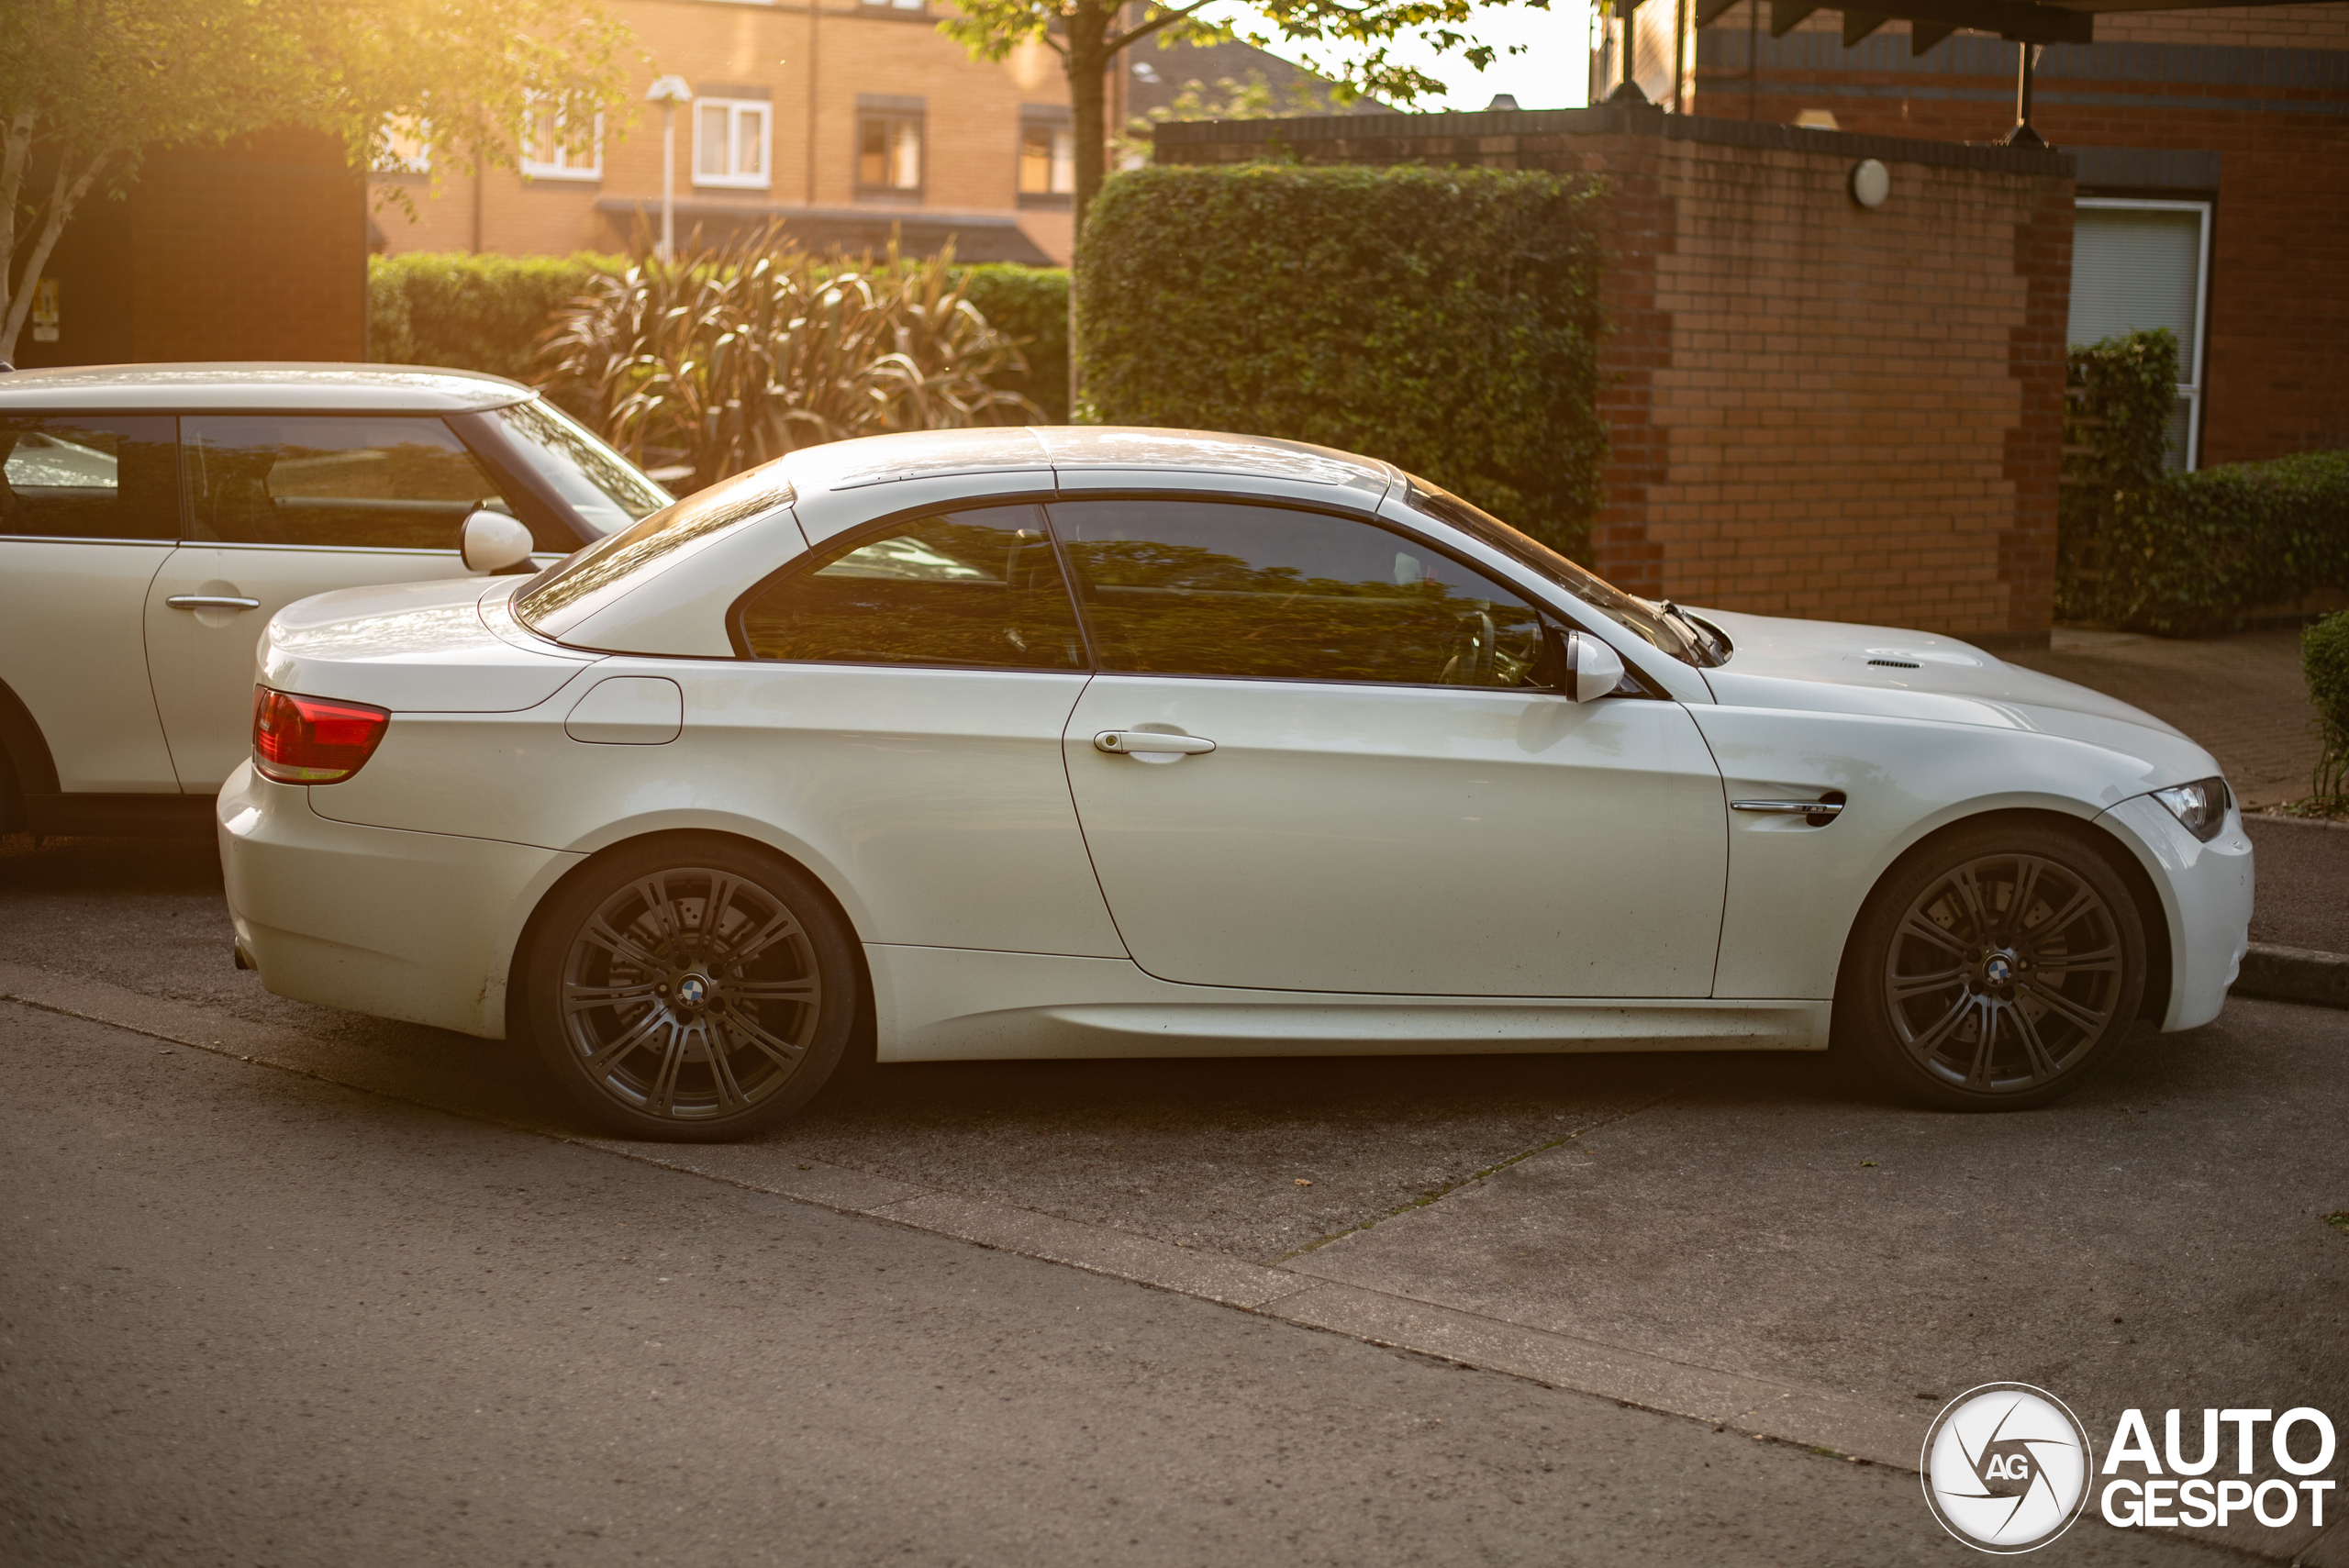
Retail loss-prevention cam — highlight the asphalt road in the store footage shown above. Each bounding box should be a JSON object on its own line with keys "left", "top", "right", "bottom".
{"left": 4, "top": 830, "right": 2343, "bottom": 1564}
{"left": 1, "top": 1000, "right": 2232, "bottom": 1568}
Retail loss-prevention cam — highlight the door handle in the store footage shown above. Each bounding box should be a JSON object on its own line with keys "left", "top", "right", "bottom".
{"left": 1094, "top": 730, "right": 1216, "bottom": 756}
{"left": 167, "top": 595, "right": 261, "bottom": 611}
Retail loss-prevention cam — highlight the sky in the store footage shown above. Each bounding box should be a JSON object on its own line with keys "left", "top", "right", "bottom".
{"left": 1195, "top": 0, "right": 1596, "bottom": 112}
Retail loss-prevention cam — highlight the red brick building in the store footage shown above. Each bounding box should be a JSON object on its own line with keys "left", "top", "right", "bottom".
{"left": 10, "top": 130, "right": 366, "bottom": 370}
{"left": 1604, "top": 1, "right": 2349, "bottom": 469}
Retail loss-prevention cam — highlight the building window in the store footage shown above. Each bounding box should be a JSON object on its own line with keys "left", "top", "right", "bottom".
{"left": 520, "top": 109, "right": 602, "bottom": 182}
{"left": 1018, "top": 113, "right": 1074, "bottom": 206}
{"left": 860, "top": 0, "right": 926, "bottom": 11}
{"left": 857, "top": 99, "right": 924, "bottom": 197}
{"left": 694, "top": 97, "right": 771, "bottom": 189}
{"left": 2070, "top": 197, "right": 2211, "bottom": 471}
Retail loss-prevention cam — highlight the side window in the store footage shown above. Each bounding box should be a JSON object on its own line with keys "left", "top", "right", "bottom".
{"left": 1049, "top": 498, "right": 1551, "bottom": 687}
{"left": 737, "top": 504, "right": 1085, "bottom": 672}
{"left": 0, "top": 415, "right": 178, "bottom": 540}
{"left": 182, "top": 415, "right": 529, "bottom": 550}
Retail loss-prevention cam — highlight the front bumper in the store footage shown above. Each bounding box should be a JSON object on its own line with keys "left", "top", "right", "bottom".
{"left": 2097, "top": 792, "right": 2254, "bottom": 1032}
{"left": 217, "top": 762, "right": 583, "bottom": 1039}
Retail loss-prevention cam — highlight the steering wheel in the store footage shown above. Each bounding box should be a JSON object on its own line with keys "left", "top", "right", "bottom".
{"left": 1439, "top": 610, "right": 1498, "bottom": 685}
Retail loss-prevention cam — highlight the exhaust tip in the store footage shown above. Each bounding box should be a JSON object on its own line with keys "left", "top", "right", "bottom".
{"left": 232, "top": 944, "right": 254, "bottom": 972}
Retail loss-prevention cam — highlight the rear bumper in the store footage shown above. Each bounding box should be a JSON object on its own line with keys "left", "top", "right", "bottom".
{"left": 217, "top": 762, "right": 582, "bottom": 1039}
{"left": 2097, "top": 793, "right": 2254, "bottom": 1033}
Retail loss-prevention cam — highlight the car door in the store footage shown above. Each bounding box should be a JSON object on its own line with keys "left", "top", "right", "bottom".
{"left": 143, "top": 412, "right": 573, "bottom": 792}
{"left": 0, "top": 413, "right": 183, "bottom": 795}
{"left": 721, "top": 500, "right": 1123, "bottom": 957}
{"left": 1052, "top": 495, "right": 1729, "bottom": 997}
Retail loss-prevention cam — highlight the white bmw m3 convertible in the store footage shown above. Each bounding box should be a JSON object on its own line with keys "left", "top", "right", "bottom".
{"left": 217, "top": 428, "right": 2254, "bottom": 1141}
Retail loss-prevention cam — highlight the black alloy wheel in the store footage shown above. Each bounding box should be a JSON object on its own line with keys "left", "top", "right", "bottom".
{"left": 1838, "top": 822, "right": 2148, "bottom": 1110}
{"left": 522, "top": 836, "right": 857, "bottom": 1141}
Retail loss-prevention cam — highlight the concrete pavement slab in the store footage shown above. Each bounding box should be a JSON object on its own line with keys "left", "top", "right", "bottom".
{"left": 2246, "top": 816, "right": 2349, "bottom": 957}
{"left": 10, "top": 998, "right": 2246, "bottom": 1567}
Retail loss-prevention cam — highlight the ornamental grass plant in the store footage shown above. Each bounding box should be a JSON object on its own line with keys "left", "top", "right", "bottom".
{"left": 533, "top": 225, "right": 1041, "bottom": 492}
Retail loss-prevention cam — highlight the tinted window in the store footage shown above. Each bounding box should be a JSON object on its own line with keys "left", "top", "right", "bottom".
{"left": 1050, "top": 498, "right": 1549, "bottom": 687}
{"left": 0, "top": 416, "right": 178, "bottom": 540}
{"left": 481, "top": 398, "right": 669, "bottom": 537}
{"left": 738, "top": 505, "right": 1085, "bottom": 671}
{"left": 183, "top": 415, "right": 525, "bottom": 550}
{"left": 516, "top": 464, "right": 794, "bottom": 637}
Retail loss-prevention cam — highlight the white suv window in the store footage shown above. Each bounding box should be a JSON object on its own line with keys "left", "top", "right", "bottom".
{"left": 0, "top": 416, "right": 178, "bottom": 540}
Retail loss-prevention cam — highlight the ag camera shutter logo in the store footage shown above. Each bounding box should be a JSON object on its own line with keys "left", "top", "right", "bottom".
{"left": 1921, "top": 1384, "right": 2094, "bottom": 1552}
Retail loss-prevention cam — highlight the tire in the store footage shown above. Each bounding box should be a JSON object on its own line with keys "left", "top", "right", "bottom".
{"left": 1835, "top": 821, "right": 2148, "bottom": 1111}
{"left": 520, "top": 835, "right": 858, "bottom": 1142}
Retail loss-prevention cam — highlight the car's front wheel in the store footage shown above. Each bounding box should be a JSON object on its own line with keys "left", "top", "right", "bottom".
{"left": 1837, "top": 822, "right": 2148, "bottom": 1110}
{"left": 520, "top": 836, "right": 857, "bottom": 1141}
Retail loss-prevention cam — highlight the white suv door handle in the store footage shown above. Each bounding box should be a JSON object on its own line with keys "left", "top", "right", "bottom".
{"left": 1094, "top": 730, "right": 1216, "bottom": 756}
{"left": 166, "top": 595, "right": 261, "bottom": 611}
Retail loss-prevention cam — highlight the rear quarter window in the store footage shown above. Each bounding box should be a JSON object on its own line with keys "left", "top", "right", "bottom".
{"left": 516, "top": 463, "right": 796, "bottom": 639}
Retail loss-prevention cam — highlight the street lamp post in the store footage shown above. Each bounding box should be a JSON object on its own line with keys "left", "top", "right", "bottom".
{"left": 646, "top": 74, "right": 693, "bottom": 261}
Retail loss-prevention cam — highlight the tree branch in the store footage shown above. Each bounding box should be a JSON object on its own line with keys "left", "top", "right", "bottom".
{"left": 1, "top": 149, "right": 109, "bottom": 364}
{"left": 1106, "top": 0, "right": 1224, "bottom": 54}
{"left": 0, "top": 110, "right": 33, "bottom": 350}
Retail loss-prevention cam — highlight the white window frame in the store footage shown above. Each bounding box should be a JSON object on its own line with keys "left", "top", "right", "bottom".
{"left": 2077, "top": 196, "right": 2212, "bottom": 472}
{"left": 694, "top": 97, "right": 774, "bottom": 190}
{"left": 520, "top": 108, "right": 603, "bottom": 183}
{"left": 1018, "top": 117, "right": 1074, "bottom": 199}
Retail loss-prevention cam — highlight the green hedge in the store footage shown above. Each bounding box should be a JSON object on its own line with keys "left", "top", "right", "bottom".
{"left": 2059, "top": 328, "right": 2349, "bottom": 635}
{"left": 370, "top": 251, "right": 1072, "bottom": 420}
{"left": 368, "top": 252, "right": 622, "bottom": 384}
{"left": 2309, "top": 610, "right": 2349, "bottom": 805}
{"left": 1075, "top": 163, "right": 1607, "bottom": 559}
{"left": 2069, "top": 448, "right": 2349, "bottom": 637}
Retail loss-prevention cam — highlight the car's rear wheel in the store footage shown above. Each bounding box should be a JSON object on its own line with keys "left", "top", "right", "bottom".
{"left": 1837, "top": 822, "right": 2148, "bottom": 1110}
{"left": 521, "top": 836, "right": 856, "bottom": 1141}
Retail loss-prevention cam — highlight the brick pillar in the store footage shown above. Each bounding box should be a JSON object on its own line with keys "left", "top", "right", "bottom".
{"left": 1586, "top": 134, "right": 1673, "bottom": 598}
{"left": 1998, "top": 178, "right": 2072, "bottom": 641}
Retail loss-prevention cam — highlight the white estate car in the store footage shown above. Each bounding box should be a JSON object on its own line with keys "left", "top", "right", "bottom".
{"left": 0, "top": 364, "right": 669, "bottom": 838}
{"left": 217, "top": 428, "right": 2253, "bottom": 1141}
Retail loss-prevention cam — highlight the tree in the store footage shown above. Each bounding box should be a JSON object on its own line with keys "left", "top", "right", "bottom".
{"left": 0, "top": 0, "right": 640, "bottom": 363}
{"left": 940, "top": 0, "right": 1541, "bottom": 241}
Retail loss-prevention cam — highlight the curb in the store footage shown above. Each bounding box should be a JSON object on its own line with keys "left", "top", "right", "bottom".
{"left": 2232, "top": 942, "right": 2349, "bottom": 1010}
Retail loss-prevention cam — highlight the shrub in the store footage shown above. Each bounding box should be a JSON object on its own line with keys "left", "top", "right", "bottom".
{"left": 1075, "top": 162, "right": 1606, "bottom": 559}
{"left": 2072, "top": 450, "right": 2349, "bottom": 636}
{"left": 369, "top": 251, "right": 621, "bottom": 383}
{"left": 955, "top": 264, "right": 1069, "bottom": 423}
{"left": 371, "top": 250, "right": 1071, "bottom": 420}
{"left": 2308, "top": 610, "right": 2349, "bottom": 806}
{"left": 535, "top": 225, "right": 1040, "bottom": 493}
{"left": 2056, "top": 328, "right": 2177, "bottom": 621}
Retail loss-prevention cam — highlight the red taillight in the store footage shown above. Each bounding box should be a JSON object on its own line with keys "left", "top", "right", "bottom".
{"left": 252, "top": 686, "right": 390, "bottom": 784}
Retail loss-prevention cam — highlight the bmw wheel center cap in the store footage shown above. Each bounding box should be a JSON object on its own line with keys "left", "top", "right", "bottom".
{"left": 675, "top": 973, "right": 709, "bottom": 1010}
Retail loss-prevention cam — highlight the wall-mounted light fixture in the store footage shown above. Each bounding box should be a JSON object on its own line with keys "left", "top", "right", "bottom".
{"left": 1849, "top": 158, "right": 1890, "bottom": 210}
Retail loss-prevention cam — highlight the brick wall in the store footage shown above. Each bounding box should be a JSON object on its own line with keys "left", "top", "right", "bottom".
{"left": 1157, "top": 106, "right": 2072, "bottom": 646}
{"left": 16, "top": 128, "right": 363, "bottom": 368}
{"left": 1687, "top": 6, "right": 2349, "bottom": 463}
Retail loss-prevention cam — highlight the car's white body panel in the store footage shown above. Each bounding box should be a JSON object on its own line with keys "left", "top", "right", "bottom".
{"left": 0, "top": 363, "right": 662, "bottom": 815}
{"left": 217, "top": 428, "right": 2254, "bottom": 1062}
{"left": 0, "top": 537, "right": 179, "bottom": 791}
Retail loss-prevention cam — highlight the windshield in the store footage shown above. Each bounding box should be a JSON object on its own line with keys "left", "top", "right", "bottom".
{"left": 514, "top": 463, "right": 796, "bottom": 638}
{"left": 487, "top": 398, "right": 671, "bottom": 537}
{"left": 1399, "top": 478, "right": 1722, "bottom": 667}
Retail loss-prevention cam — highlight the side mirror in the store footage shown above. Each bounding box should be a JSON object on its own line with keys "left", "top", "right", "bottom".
{"left": 460, "top": 508, "right": 536, "bottom": 574}
{"left": 1556, "top": 628, "right": 1625, "bottom": 703}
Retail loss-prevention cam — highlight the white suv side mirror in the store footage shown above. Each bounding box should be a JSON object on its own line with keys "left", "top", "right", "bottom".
{"left": 1558, "top": 629, "right": 1626, "bottom": 703}
{"left": 460, "top": 509, "right": 536, "bottom": 574}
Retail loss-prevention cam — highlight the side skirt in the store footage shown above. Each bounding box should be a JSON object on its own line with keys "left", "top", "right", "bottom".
{"left": 865, "top": 944, "right": 1831, "bottom": 1062}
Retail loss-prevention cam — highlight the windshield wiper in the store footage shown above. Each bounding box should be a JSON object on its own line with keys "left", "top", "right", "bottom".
{"left": 1657, "top": 600, "right": 1728, "bottom": 667}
